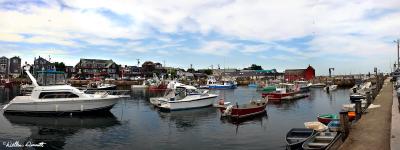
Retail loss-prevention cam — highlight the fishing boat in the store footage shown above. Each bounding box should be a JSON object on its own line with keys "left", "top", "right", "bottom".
{"left": 261, "top": 85, "right": 276, "bottom": 93}
{"left": 349, "top": 82, "right": 371, "bottom": 101}
{"left": 262, "top": 83, "right": 299, "bottom": 100}
{"left": 294, "top": 81, "right": 311, "bottom": 93}
{"left": 206, "top": 76, "right": 237, "bottom": 89}
{"left": 323, "top": 85, "right": 338, "bottom": 92}
{"left": 286, "top": 128, "right": 316, "bottom": 150}
{"left": 147, "top": 73, "right": 168, "bottom": 91}
{"left": 302, "top": 131, "right": 340, "bottom": 150}
{"left": 2, "top": 70, "right": 120, "bottom": 114}
{"left": 149, "top": 85, "right": 218, "bottom": 110}
{"left": 317, "top": 114, "right": 338, "bottom": 125}
{"left": 220, "top": 97, "right": 268, "bottom": 119}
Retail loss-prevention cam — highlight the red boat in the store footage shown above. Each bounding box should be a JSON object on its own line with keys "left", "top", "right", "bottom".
{"left": 262, "top": 83, "right": 300, "bottom": 100}
{"left": 148, "top": 83, "right": 168, "bottom": 91}
{"left": 317, "top": 114, "right": 338, "bottom": 124}
{"left": 220, "top": 98, "right": 268, "bottom": 119}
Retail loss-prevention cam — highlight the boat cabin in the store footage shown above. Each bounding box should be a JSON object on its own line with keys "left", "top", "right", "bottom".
{"left": 276, "top": 83, "right": 296, "bottom": 93}
{"left": 30, "top": 85, "right": 86, "bottom": 99}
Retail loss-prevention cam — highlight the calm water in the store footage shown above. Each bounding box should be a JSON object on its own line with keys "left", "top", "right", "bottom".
{"left": 0, "top": 86, "right": 351, "bottom": 150}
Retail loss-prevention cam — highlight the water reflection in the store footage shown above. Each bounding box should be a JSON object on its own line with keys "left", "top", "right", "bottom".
{"left": 220, "top": 111, "right": 268, "bottom": 125}
{"left": 3, "top": 112, "right": 120, "bottom": 149}
{"left": 156, "top": 107, "right": 217, "bottom": 131}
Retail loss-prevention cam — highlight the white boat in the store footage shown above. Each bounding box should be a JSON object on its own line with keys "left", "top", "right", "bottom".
{"left": 323, "top": 85, "right": 338, "bottom": 92}
{"left": 294, "top": 81, "right": 311, "bottom": 93}
{"left": 150, "top": 85, "right": 218, "bottom": 110}
{"left": 2, "top": 70, "right": 120, "bottom": 114}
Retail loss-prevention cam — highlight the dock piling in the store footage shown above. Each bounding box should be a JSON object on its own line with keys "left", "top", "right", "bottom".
{"left": 340, "top": 111, "right": 350, "bottom": 140}
{"left": 355, "top": 100, "right": 362, "bottom": 120}
{"left": 366, "top": 91, "right": 371, "bottom": 107}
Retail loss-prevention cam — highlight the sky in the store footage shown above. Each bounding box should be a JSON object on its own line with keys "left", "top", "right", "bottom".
{"left": 0, "top": 0, "right": 399, "bottom": 75}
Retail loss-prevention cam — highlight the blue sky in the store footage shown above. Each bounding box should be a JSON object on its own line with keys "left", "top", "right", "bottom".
{"left": 0, "top": 0, "right": 399, "bottom": 75}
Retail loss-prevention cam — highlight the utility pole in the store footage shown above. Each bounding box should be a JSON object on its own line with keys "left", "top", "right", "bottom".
{"left": 395, "top": 39, "right": 400, "bottom": 70}
{"left": 136, "top": 59, "right": 140, "bottom": 66}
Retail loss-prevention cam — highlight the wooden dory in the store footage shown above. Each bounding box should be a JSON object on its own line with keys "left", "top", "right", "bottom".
{"left": 302, "top": 131, "right": 340, "bottom": 150}
{"left": 220, "top": 98, "right": 268, "bottom": 118}
{"left": 286, "top": 128, "right": 316, "bottom": 150}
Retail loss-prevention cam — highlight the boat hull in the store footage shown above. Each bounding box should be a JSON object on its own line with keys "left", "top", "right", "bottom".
{"left": 229, "top": 106, "right": 267, "bottom": 118}
{"left": 286, "top": 128, "right": 315, "bottom": 150}
{"left": 302, "top": 131, "right": 340, "bottom": 150}
{"left": 208, "top": 85, "right": 236, "bottom": 89}
{"left": 262, "top": 92, "right": 297, "bottom": 100}
{"left": 317, "top": 114, "right": 338, "bottom": 125}
{"left": 156, "top": 95, "right": 218, "bottom": 110}
{"left": 148, "top": 84, "right": 168, "bottom": 91}
{"left": 4, "top": 97, "right": 119, "bottom": 114}
{"left": 350, "top": 94, "right": 365, "bottom": 101}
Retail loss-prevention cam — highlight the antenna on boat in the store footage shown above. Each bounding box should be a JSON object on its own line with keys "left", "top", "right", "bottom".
{"left": 24, "top": 66, "right": 39, "bottom": 87}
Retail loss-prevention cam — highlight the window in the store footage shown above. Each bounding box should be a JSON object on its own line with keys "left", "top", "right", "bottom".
{"left": 39, "top": 92, "right": 80, "bottom": 99}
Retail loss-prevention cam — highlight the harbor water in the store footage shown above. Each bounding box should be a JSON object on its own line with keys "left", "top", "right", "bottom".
{"left": 0, "top": 86, "right": 351, "bottom": 150}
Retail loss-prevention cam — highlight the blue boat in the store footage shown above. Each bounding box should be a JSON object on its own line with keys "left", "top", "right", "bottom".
{"left": 248, "top": 83, "right": 258, "bottom": 88}
{"left": 206, "top": 76, "right": 237, "bottom": 89}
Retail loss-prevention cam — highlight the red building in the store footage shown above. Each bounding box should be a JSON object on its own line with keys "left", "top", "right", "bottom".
{"left": 284, "top": 65, "right": 315, "bottom": 82}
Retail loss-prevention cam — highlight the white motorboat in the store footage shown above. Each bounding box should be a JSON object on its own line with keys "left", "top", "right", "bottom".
{"left": 2, "top": 70, "right": 120, "bottom": 114}
{"left": 150, "top": 85, "right": 218, "bottom": 110}
{"left": 324, "top": 85, "right": 338, "bottom": 92}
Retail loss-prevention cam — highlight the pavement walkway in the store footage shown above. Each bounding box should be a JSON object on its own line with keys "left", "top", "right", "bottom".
{"left": 339, "top": 79, "right": 392, "bottom": 150}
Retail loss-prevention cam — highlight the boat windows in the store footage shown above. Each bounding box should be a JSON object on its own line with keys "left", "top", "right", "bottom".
{"left": 39, "top": 92, "right": 80, "bottom": 99}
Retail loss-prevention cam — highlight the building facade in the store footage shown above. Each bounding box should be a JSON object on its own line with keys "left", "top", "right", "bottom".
{"left": 9, "top": 56, "right": 21, "bottom": 77}
{"left": 284, "top": 65, "right": 315, "bottom": 82}
{"left": 75, "top": 59, "right": 119, "bottom": 79}
{"left": 0, "top": 56, "right": 9, "bottom": 77}
{"left": 33, "top": 56, "right": 55, "bottom": 75}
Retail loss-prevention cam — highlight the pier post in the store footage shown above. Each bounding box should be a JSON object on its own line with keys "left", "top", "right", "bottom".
{"left": 340, "top": 111, "right": 350, "bottom": 140}
{"left": 355, "top": 100, "right": 362, "bottom": 119}
{"left": 366, "top": 92, "right": 371, "bottom": 107}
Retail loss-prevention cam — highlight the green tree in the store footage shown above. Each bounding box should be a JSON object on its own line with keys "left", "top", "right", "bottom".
{"left": 187, "top": 68, "right": 195, "bottom": 73}
{"left": 54, "top": 62, "right": 66, "bottom": 71}
{"left": 204, "top": 69, "right": 213, "bottom": 75}
{"left": 244, "top": 64, "right": 263, "bottom": 70}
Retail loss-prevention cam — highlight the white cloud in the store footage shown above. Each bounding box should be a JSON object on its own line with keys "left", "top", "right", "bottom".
{"left": 198, "top": 41, "right": 237, "bottom": 56}
{"left": 0, "top": 0, "right": 399, "bottom": 73}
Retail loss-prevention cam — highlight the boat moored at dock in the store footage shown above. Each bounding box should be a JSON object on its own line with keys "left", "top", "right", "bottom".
{"left": 302, "top": 131, "right": 341, "bottom": 150}
{"left": 286, "top": 128, "right": 316, "bottom": 150}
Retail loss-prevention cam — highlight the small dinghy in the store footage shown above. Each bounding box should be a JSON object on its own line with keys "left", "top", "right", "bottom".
{"left": 327, "top": 120, "right": 340, "bottom": 132}
{"left": 286, "top": 128, "right": 316, "bottom": 150}
{"left": 317, "top": 114, "right": 338, "bottom": 125}
{"left": 302, "top": 131, "right": 340, "bottom": 150}
{"left": 220, "top": 97, "right": 268, "bottom": 119}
